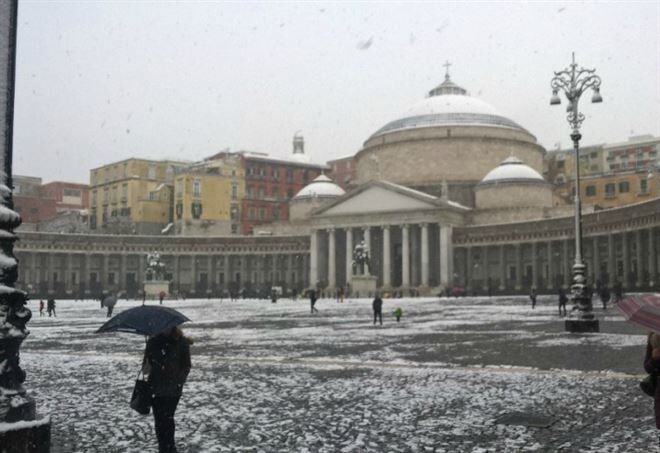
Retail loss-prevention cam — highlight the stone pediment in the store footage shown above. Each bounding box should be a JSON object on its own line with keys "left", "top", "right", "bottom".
{"left": 313, "top": 180, "right": 463, "bottom": 217}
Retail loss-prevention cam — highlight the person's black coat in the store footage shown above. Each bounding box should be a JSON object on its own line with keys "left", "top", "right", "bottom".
{"left": 144, "top": 332, "right": 192, "bottom": 397}
{"left": 372, "top": 297, "right": 383, "bottom": 312}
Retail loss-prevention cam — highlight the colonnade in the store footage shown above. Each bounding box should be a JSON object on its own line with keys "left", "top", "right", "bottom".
{"left": 310, "top": 222, "right": 453, "bottom": 292}
{"left": 454, "top": 227, "right": 659, "bottom": 293}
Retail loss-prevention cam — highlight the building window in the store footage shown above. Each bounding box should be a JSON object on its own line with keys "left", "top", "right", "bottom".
{"left": 148, "top": 164, "right": 156, "bottom": 179}
{"left": 231, "top": 184, "right": 238, "bottom": 200}
{"left": 149, "top": 191, "right": 158, "bottom": 201}
{"left": 258, "top": 187, "right": 265, "bottom": 199}
{"left": 618, "top": 181, "right": 630, "bottom": 193}
{"left": 585, "top": 185, "right": 596, "bottom": 197}
{"left": 272, "top": 167, "right": 279, "bottom": 180}
{"left": 231, "top": 224, "right": 238, "bottom": 234}
{"left": 103, "top": 189, "right": 109, "bottom": 203}
{"left": 247, "top": 186, "right": 254, "bottom": 199}
{"left": 191, "top": 202, "right": 202, "bottom": 219}
{"left": 230, "top": 206, "right": 238, "bottom": 220}
{"left": 605, "top": 183, "right": 616, "bottom": 197}
{"left": 121, "top": 183, "right": 128, "bottom": 200}
{"left": 193, "top": 179, "right": 202, "bottom": 197}
{"left": 176, "top": 203, "right": 183, "bottom": 219}
{"left": 272, "top": 206, "right": 280, "bottom": 220}
{"left": 259, "top": 207, "right": 266, "bottom": 220}
{"left": 640, "top": 179, "right": 649, "bottom": 193}
{"left": 286, "top": 168, "right": 294, "bottom": 183}
{"left": 557, "top": 160, "right": 565, "bottom": 169}
{"left": 248, "top": 207, "right": 256, "bottom": 220}
{"left": 63, "top": 188, "right": 81, "bottom": 197}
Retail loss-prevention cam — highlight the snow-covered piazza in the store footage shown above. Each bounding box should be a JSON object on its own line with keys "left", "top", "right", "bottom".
{"left": 21, "top": 296, "right": 657, "bottom": 452}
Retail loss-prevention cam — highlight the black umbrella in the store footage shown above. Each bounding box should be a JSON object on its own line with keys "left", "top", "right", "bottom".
{"left": 97, "top": 305, "right": 190, "bottom": 337}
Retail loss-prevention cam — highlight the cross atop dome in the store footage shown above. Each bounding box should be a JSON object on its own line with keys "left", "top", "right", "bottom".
{"left": 428, "top": 62, "right": 467, "bottom": 97}
{"left": 443, "top": 60, "right": 452, "bottom": 81}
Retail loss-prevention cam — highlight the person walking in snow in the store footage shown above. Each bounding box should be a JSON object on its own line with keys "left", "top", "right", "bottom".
{"left": 393, "top": 307, "right": 402, "bottom": 322}
{"left": 47, "top": 298, "right": 56, "bottom": 317}
{"left": 372, "top": 294, "right": 383, "bottom": 326}
{"left": 142, "top": 326, "right": 192, "bottom": 453}
{"left": 529, "top": 287, "right": 537, "bottom": 309}
{"left": 39, "top": 299, "right": 44, "bottom": 317}
{"left": 309, "top": 289, "right": 318, "bottom": 313}
{"left": 599, "top": 285, "right": 611, "bottom": 310}
{"left": 558, "top": 288, "right": 568, "bottom": 317}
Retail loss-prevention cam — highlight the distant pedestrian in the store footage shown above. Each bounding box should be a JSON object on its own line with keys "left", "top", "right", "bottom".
{"left": 529, "top": 287, "right": 537, "bottom": 309}
{"left": 613, "top": 281, "right": 623, "bottom": 304}
{"left": 271, "top": 289, "right": 278, "bottom": 304}
{"left": 39, "top": 300, "right": 44, "bottom": 317}
{"left": 47, "top": 298, "right": 56, "bottom": 317}
{"left": 600, "top": 286, "right": 611, "bottom": 310}
{"left": 393, "top": 307, "right": 402, "bottom": 322}
{"left": 338, "top": 286, "right": 344, "bottom": 304}
{"left": 142, "top": 290, "right": 146, "bottom": 306}
{"left": 372, "top": 294, "right": 383, "bottom": 325}
{"left": 103, "top": 294, "right": 118, "bottom": 318}
{"left": 558, "top": 288, "right": 568, "bottom": 317}
{"left": 159, "top": 290, "right": 166, "bottom": 305}
{"left": 309, "top": 289, "right": 318, "bottom": 313}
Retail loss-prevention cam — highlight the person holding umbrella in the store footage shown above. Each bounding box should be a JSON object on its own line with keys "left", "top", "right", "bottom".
{"left": 97, "top": 305, "right": 192, "bottom": 453}
{"left": 143, "top": 326, "right": 192, "bottom": 453}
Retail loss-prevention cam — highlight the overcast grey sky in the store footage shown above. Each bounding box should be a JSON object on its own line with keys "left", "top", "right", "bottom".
{"left": 13, "top": 1, "right": 660, "bottom": 184}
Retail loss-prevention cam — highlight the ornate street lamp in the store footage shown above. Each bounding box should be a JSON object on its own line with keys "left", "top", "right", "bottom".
{"left": 550, "top": 52, "right": 602, "bottom": 333}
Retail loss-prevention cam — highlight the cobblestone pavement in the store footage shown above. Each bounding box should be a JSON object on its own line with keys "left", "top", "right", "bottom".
{"left": 20, "top": 296, "right": 660, "bottom": 452}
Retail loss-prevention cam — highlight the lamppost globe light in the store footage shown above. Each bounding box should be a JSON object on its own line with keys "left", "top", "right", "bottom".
{"left": 550, "top": 90, "right": 561, "bottom": 105}
{"left": 592, "top": 88, "right": 603, "bottom": 103}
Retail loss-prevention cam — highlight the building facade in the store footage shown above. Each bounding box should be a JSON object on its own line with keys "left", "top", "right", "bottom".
{"left": 89, "top": 158, "right": 188, "bottom": 235}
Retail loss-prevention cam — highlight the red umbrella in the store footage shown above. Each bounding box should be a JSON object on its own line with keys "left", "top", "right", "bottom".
{"left": 617, "top": 294, "right": 660, "bottom": 332}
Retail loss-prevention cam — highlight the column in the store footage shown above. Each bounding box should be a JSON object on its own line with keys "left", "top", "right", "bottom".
{"left": 327, "top": 228, "right": 336, "bottom": 288}
{"left": 224, "top": 255, "right": 230, "bottom": 287}
{"left": 481, "top": 246, "right": 488, "bottom": 290}
{"left": 466, "top": 247, "right": 472, "bottom": 289}
{"left": 302, "top": 254, "right": 309, "bottom": 288}
{"left": 649, "top": 228, "right": 656, "bottom": 287}
{"left": 47, "top": 253, "right": 55, "bottom": 293}
{"left": 310, "top": 230, "right": 318, "bottom": 288}
{"left": 271, "top": 254, "right": 278, "bottom": 285}
{"left": 515, "top": 244, "right": 522, "bottom": 290}
{"left": 607, "top": 234, "right": 615, "bottom": 285}
{"left": 345, "top": 228, "right": 353, "bottom": 287}
{"left": 636, "top": 230, "right": 643, "bottom": 287}
{"left": 136, "top": 254, "right": 144, "bottom": 289}
{"left": 499, "top": 245, "right": 506, "bottom": 290}
{"left": 209, "top": 255, "right": 215, "bottom": 293}
{"left": 401, "top": 225, "right": 410, "bottom": 287}
{"left": 622, "top": 232, "right": 630, "bottom": 288}
{"left": 363, "top": 226, "right": 371, "bottom": 276}
{"left": 120, "top": 253, "right": 127, "bottom": 293}
{"left": 439, "top": 225, "right": 451, "bottom": 287}
{"left": 563, "top": 240, "right": 570, "bottom": 288}
{"left": 531, "top": 242, "right": 537, "bottom": 289}
{"left": 382, "top": 226, "right": 391, "bottom": 288}
{"left": 101, "top": 254, "right": 109, "bottom": 289}
{"left": 592, "top": 237, "right": 600, "bottom": 284}
{"left": 65, "top": 254, "right": 73, "bottom": 293}
{"left": 191, "top": 255, "right": 197, "bottom": 294}
{"left": 421, "top": 223, "right": 429, "bottom": 287}
{"left": 173, "top": 255, "right": 180, "bottom": 292}
{"left": 547, "top": 242, "right": 553, "bottom": 290}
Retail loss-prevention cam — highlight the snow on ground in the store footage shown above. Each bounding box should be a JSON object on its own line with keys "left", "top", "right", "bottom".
{"left": 20, "top": 296, "right": 658, "bottom": 452}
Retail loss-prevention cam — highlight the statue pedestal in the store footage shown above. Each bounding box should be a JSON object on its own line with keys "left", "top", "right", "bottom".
{"left": 144, "top": 280, "right": 170, "bottom": 298}
{"left": 351, "top": 275, "right": 377, "bottom": 298}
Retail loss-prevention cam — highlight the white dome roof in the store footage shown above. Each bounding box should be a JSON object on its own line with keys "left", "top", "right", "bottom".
{"left": 370, "top": 76, "right": 527, "bottom": 138}
{"left": 293, "top": 174, "right": 345, "bottom": 200}
{"left": 405, "top": 94, "right": 500, "bottom": 117}
{"left": 480, "top": 156, "right": 545, "bottom": 184}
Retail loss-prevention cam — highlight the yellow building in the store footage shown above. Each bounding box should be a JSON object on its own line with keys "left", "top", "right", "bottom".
{"left": 174, "top": 155, "right": 245, "bottom": 235}
{"left": 89, "top": 158, "right": 188, "bottom": 234}
{"left": 573, "top": 168, "right": 659, "bottom": 210}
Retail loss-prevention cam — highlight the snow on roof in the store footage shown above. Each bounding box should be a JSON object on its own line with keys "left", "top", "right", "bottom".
{"left": 379, "top": 180, "right": 471, "bottom": 210}
{"left": 480, "top": 156, "right": 545, "bottom": 184}
{"left": 241, "top": 152, "right": 327, "bottom": 169}
{"left": 293, "top": 174, "right": 345, "bottom": 200}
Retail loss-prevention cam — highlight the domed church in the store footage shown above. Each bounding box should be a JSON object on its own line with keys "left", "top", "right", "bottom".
{"left": 283, "top": 69, "right": 660, "bottom": 297}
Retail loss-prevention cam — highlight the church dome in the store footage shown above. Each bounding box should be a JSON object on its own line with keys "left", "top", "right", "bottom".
{"left": 370, "top": 74, "right": 527, "bottom": 138}
{"left": 479, "top": 156, "right": 545, "bottom": 184}
{"left": 293, "top": 174, "right": 345, "bottom": 200}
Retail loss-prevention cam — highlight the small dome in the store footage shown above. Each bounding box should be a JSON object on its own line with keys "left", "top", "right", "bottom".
{"left": 480, "top": 156, "right": 545, "bottom": 184}
{"left": 293, "top": 174, "right": 345, "bottom": 200}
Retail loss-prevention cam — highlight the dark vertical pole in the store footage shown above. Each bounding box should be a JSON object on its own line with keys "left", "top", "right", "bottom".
{"left": 0, "top": 1, "right": 51, "bottom": 450}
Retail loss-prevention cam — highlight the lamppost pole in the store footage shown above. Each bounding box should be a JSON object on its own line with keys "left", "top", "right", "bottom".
{"left": 550, "top": 52, "right": 602, "bottom": 333}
